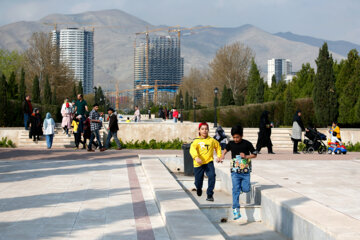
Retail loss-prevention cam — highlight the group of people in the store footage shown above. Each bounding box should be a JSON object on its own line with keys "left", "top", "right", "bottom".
{"left": 158, "top": 106, "right": 180, "bottom": 122}
{"left": 22, "top": 94, "right": 123, "bottom": 151}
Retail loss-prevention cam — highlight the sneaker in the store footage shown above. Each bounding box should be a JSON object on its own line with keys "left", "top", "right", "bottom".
{"left": 206, "top": 196, "right": 214, "bottom": 202}
{"left": 87, "top": 149, "right": 95, "bottom": 152}
{"left": 100, "top": 148, "right": 106, "bottom": 152}
{"left": 233, "top": 208, "right": 241, "bottom": 220}
{"left": 293, "top": 152, "right": 300, "bottom": 154}
{"left": 196, "top": 188, "right": 202, "bottom": 197}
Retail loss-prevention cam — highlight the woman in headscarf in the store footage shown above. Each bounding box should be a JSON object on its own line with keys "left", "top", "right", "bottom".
{"left": 29, "top": 108, "right": 43, "bottom": 142}
{"left": 256, "top": 111, "right": 274, "bottom": 154}
{"left": 61, "top": 98, "right": 72, "bottom": 136}
{"left": 291, "top": 110, "right": 305, "bottom": 154}
{"left": 43, "top": 112, "right": 55, "bottom": 149}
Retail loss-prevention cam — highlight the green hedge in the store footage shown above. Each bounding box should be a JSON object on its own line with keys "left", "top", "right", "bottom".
{"left": 182, "top": 98, "right": 315, "bottom": 128}
{"left": 110, "top": 138, "right": 184, "bottom": 149}
{"left": 6, "top": 100, "right": 61, "bottom": 127}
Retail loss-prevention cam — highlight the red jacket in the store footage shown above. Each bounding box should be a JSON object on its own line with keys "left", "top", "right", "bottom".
{"left": 173, "top": 110, "right": 179, "bottom": 118}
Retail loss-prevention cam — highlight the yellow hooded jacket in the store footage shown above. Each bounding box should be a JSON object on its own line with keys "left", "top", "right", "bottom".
{"left": 190, "top": 136, "right": 222, "bottom": 167}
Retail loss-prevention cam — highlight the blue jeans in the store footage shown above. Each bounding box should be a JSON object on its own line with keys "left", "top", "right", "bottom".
{"left": 194, "top": 161, "right": 216, "bottom": 197}
{"left": 24, "top": 113, "right": 29, "bottom": 130}
{"left": 174, "top": 118, "right": 178, "bottom": 123}
{"left": 45, "top": 134, "right": 54, "bottom": 149}
{"left": 78, "top": 116, "right": 86, "bottom": 133}
{"left": 231, "top": 172, "right": 251, "bottom": 209}
{"left": 105, "top": 131, "right": 121, "bottom": 149}
{"left": 88, "top": 129, "right": 103, "bottom": 150}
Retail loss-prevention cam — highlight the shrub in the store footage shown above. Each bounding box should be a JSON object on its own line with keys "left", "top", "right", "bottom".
{"left": 0, "top": 137, "right": 16, "bottom": 148}
{"left": 345, "top": 142, "right": 360, "bottom": 152}
{"left": 110, "top": 138, "right": 184, "bottom": 150}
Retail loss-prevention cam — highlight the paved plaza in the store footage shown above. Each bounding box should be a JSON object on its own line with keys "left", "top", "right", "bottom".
{"left": 0, "top": 149, "right": 360, "bottom": 240}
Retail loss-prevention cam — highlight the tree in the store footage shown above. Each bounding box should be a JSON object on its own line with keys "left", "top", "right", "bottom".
{"left": 178, "top": 90, "right": 184, "bottom": 109}
{"left": 185, "top": 91, "right": 190, "bottom": 110}
{"left": 189, "top": 96, "right": 193, "bottom": 110}
{"left": 288, "top": 63, "right": 315, "bottom": 99}
{"left": 209, "top": 42, "right": 254, "bottom": 104}
{"left": 245, "top": 59, "right": 264, "bottom": 104}
{"left": 72, "top": 82, "right": 77, "bottom": 100}
{"left": 52, "top": 85, "right": 57, "bottom": 105}
{"left": 0, "top": 74, "right": 8, "bottom": 126}
{"left": 313, "top": 43, "right": 338, "bottom": 126}
{"left": 337, "top": 49, "right": 360, "bottom": 124}
{"left": 271, "top": 74, "right": 277, "bottom": 88}
{"left": 78, "top": 80, "right": 83, "bottom": 95}
{"left": 283, "top": 87, "right": 295, "bottom": 126}
{"left": 7, "top": 71, "right": 18, "bottom": 99}
{"left": 19, "top": 68, "right": 26, "bottom": 101}
{"left": 32, "top": 75, "right": 40, "bottom": 103}
{"left": 220, "top": 84, "right": 230, "bottom": 106}
{"left": 43, "top": 75, "right": 52, "bottom": 104}
{"left": 0, "top": 49, "right": 24, "bottom": 79}
{"left": 175, "top": 94, "right": 180, "bottom": 109}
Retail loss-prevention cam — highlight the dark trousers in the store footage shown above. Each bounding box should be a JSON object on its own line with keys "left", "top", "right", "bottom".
{"left": 24, "top": 113, "right": 29, "bottom": 130}
{"left": 293, "top": 139, "right": 300, "bottom": 153}
{"left": 88, "top": 129, "right": 102, "bottom": 150}
{"left": 256, "top": 141, "right": 273, "bottom": 153}
{"left": 74, "top": 132, "right": 83, "bottom": 148}
{"left": 194, "top": 161, "right": 216, "bottom": 197}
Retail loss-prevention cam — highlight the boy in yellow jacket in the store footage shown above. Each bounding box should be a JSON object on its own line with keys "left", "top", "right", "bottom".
{"left": 190, "top": 122, "right": 222, "bottom": 201}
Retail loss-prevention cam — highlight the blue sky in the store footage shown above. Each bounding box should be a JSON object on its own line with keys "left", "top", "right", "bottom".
{"left": 1, "top": 0, "right": 360, "bottom": 44}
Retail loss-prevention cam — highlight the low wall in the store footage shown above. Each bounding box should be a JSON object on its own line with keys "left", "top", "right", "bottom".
{"left": 0, "top": 128, "right": 21, "bottom": 146}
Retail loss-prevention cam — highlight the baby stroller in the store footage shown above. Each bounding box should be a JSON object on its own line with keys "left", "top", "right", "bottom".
{"left": 214, "top": 126, "right": 228, "bottom": 150}
{"left": 303, "top": 127, "right": 327, "bottom": 154}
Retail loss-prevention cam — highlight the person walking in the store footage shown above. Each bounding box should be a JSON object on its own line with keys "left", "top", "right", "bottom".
{"left": 291, "top": 110, "right": 306, "bottom": 154}
{"left": 23, "top": 95, "right": 33, "bottom": 130}
{"left": 256, "top": 111, "right": 275, "bottom": 154}
{"left": 105, "top": 108, "right": 122, "bottom": 150}
{"left": 29, "top": 108, "right": 43, "bottom": 142}
{"left": 43, "top": 112, "right": 55, "bottom": 149}
{"left": 133, "top": 106, "right": 141, "bottom": 122}
{"left": 61, "top": 98, "right": 72, "bottom": 137}
{"left": 173, "top": 108, "right": 179, "bottom": 123}
{"left": 74, "top": 94, "right": 88, "bottom": 134}
{"left": 87, "top": 103, "right": 105, "bottom": 152}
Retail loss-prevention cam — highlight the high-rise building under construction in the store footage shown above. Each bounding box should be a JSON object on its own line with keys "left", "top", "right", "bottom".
{"left": 134, "top": 35, "right": 184, "bottom": 105}
{"left": 52, "top": 28, "right": 94, "bottom": 94}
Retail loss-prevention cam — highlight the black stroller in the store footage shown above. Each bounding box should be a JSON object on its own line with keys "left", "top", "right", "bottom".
{"left": 303, "top": 127, "right": 327, "bottom": 154}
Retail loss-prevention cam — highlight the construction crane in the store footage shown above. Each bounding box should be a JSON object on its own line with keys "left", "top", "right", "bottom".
{"left": 168, "top": 25, "right": 212, "bottom": 51}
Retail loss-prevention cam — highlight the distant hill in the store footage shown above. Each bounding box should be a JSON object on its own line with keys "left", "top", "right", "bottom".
{"left": 0, "top": 9, "right": 349, "bottom": 90}
{"left": 274, "top": 32, "right": 360, "bottom": 57}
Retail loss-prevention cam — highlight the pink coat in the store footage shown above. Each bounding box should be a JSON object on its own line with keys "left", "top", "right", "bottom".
{"left": 61, "top": 104, "right": 72, "bottom": 128}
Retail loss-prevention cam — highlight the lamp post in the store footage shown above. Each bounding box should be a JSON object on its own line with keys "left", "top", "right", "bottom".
{"left": 214, "top": 87, "right": 219, "bottom": 128}
{"left": 193, "top": 97, "right": 197, "bottom": 122}
{"left": 180, "top": 96, "right": 183, "bottom": 123}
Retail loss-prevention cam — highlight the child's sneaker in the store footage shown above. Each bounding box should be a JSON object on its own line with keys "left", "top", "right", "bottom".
{"left": 233, "top": 208, "right": 241, "bottom": 220}
{"left": 196, "top": 188, "right": 202, "bottom": 197}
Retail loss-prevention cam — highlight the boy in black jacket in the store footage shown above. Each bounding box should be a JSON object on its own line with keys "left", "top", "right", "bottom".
{"left": 105, "top": 108, "right": 122, "bottom": 150}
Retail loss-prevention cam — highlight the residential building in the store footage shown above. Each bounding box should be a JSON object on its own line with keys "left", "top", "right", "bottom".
{"left": 267, "top": 58, "right": 293, "bottom": 86}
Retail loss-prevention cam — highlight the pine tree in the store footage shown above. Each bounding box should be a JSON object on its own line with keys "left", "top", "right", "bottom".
{"left": 220, "top": 85, "right": 228, "bottom": 106}
{"left": 283, "top": 87, "right": 295, "bottom": 126}
{"left": 175, "top": 94, "right": 180, "bottom": 109}
{"left": 246, "top": 59, "right": 264, "bottom": 104}
{"left": 19, "top": 68, "right": 26, "bottom": 101}
{"left": 7, "top": 71, "right": 18, "bottom": 99}
{"left": 313, "top": 43, "right": 338, "bottom": 126}
{"left": 43, "top": 75, "right": 52, "bottom": 105}
{"left": 32, "top": 75, "right": 40, "bottom": 103}
{"left": 0, "top": 74, "right": 8, "bottom": 126}
{"left": 179, "top": 90, "right": 184, "bottom": 109}
{"left": 228, "top": 88, "right": 235, "bottom": 105}
{"left": 72, "top": 82, "right": 77, "bottom": 100}
{"left": 271, "top": 74, "right": 277, "bottom": 88}
{"left": 189, "top": 96, "right": 193, "bottom": 110}
{"left": 185, "top": 91, "right": 190, "bottom": 110}
{"left": 78, "top": 80, "right": 83, "bottom": 95}
{"left": 52, "top": 85, "right": 57, "bottom": 105}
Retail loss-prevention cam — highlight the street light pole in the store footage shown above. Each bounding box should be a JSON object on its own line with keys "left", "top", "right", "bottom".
{"left": 214, "top": 87, "right": 218, "bottom": 128}
{"left": 193, "top": 97, "right": 197, "bottom": 122}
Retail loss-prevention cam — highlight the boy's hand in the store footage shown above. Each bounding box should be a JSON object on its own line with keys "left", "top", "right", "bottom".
{"left": 195, "top": 157, "right": 202, "bottom": 164}
{"left": 217, "top": 156, "right": 224, "bottom": 163}
{"left": 240, "top": 153, "right": 246, "bottom": 158}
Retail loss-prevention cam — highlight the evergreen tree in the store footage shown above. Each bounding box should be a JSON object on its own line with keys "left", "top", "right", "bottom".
{"left": 185, "top": 91, "right": 190, "bottom": 110}
{"left": 338, "top": 50, "right": 360, "bottom": 124}
{"left": 289, "top": 63, "right": 315, "bottom": 99}
{"left": 72, "top": 82, "right": 77, "bottom": 100}
{"left": 271, "top": 74, "right": 277, "bottom": 88}
{"left": 283, "top": 87, "right": 295, "bottom": 126}
{"left": 32, "top": 75, "right": 40, "bottom": 103}
{"left": 7, "top": 71, "right": 18, "bottom": 99}
{"left": 19, "top": 68, "right": 26, "bottom": 101}
{"left": 220, "top": 84, "right": 229, "bottom": 106}
{"left": 43, "top": 75, "right": 52, "bottom": 105}
{"left": 175, "top": 94, "right": 180, "bottom": 109}
{"left": 0, "top": 74, "right": 7, "bottom": 126}
{"left": 179, "top": 90, "right": 184, "bottom": 109}
{"left": 246, "top": 59, "right": 264, "bottom": 104}
{"left": 189, "top": 96, "right": 193, "bottom": 110}
{"left": 274, "top": 79, "right": 287, "bottom": 101}
{"left": 228, "top": 88, "right": 235, "bottom": 105}
{"left": 52, "top": 85, "right": 57, "bottom": 105}
{"left": 78, "top": 80, "right": 83, "bottom": 95}
{"left": 313, "top": 43, "right": 338, "bottom": 126}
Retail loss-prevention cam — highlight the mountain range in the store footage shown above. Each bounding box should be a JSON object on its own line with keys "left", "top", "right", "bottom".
{"left": 0, "top": 9, "right": 358, "bottom": 90}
